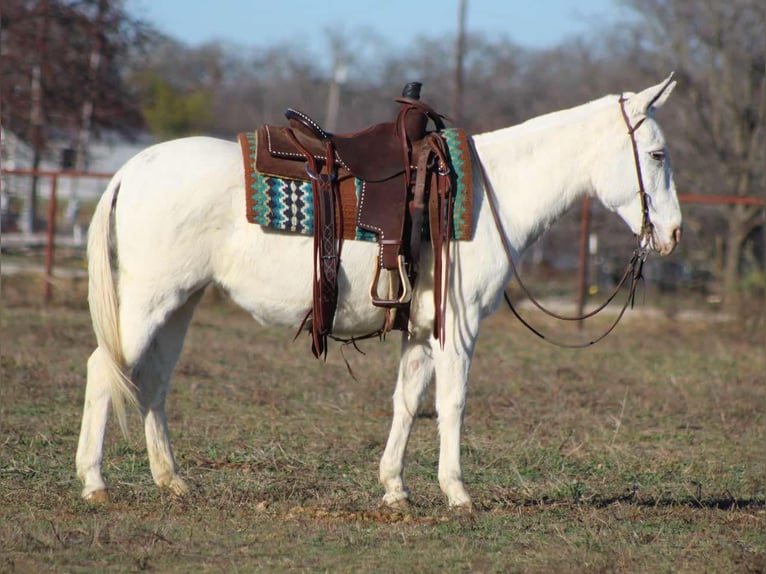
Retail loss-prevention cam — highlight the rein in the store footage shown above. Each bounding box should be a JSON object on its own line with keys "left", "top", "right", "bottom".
{"left": 481, "top": 96, "right": 654, "bottom": 348}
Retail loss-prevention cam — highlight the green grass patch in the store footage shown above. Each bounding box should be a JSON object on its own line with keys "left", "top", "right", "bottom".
{"left": 1, "top": 277, "right": 764, "bottom": 572}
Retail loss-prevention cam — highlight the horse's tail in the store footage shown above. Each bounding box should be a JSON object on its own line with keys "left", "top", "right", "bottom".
{"left": 88, "top": 172, "right": 138, "bottom": 435}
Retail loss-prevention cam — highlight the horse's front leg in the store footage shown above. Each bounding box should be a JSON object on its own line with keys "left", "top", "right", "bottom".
{"left": 379, "top": 336, "right": 434, "bottom": 507}
{"left": 432, "top": 341, "right": 473, "bottom": 509}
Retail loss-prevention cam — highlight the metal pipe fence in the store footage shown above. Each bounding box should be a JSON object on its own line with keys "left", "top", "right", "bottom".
{"left": 2, "top": 169, "right": 113, "bottom": 301}
{"left": 1, "top": 169, "right": 764, "bottom": 307}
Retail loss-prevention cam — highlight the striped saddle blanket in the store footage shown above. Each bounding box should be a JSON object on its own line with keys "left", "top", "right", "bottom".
{"left": 238, "top": 127, "right": 474, "bottom": 242}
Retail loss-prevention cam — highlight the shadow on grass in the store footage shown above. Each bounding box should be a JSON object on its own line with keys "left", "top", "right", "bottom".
{"left": 596, "top": 493, "right": 765, "bottom": 511}
{"left": 486, "top": 492, "right": 765, "bottom": 512}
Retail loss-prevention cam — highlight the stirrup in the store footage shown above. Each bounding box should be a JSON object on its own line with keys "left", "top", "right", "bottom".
{"left": 369, "top": 255, "right": 412, "bottom": 307}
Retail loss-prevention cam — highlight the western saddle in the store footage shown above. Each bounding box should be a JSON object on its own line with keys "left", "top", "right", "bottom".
{"left": 254, "top": 83, "right": 456, "bottom": 357}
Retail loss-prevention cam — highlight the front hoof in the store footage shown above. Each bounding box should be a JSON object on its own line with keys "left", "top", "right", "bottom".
{"left": 445, "top": 487, "right": 472, "bottom": 510}
{"left": 382, "top": 489, "right": 410, "bottom": 509}
{"left": 439, "top": 480, "right": 473, "bottom": 512}
{"left": 83, "top": 488, "right": 111, "bottom": 504}
{"left": 383, "top": 496, "right": 411, "bottom": 511}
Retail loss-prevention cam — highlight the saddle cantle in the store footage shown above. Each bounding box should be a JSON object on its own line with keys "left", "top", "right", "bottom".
{"left": 238, "top": 83, "right": 473, "bottom": 357}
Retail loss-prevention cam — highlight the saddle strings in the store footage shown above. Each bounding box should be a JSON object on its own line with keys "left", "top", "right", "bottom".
{"left": 285, "top": 128, "right": 343, "bottom": 358}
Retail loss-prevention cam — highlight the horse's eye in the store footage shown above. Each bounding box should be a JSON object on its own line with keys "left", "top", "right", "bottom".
{"left": 649, "top": 150, "right": 665, "bottom": 162}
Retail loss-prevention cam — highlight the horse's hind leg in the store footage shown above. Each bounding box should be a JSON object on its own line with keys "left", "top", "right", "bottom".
{"left": 132, "top": 290, "right": 205, "bottom": 495}
{"left": 379, "top": 337, "right": 434, "bottom": 506}
{"left": 76, "top": 348, "right": 118, "bottom": 502}
{"left": 76, "top": 289, "right": 204, "bottom": 501}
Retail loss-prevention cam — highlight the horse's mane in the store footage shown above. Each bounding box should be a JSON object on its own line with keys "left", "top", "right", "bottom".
{"left": 476, "top": 94, "right": 620, "bottom": 142}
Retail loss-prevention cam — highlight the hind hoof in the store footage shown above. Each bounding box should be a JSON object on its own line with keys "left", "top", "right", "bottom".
{"left": 160, "top": 476, "right": 190, "bottom": 497}
{"left": 450, "top": 500, "right": 474, "bottom": 513}
{"left": 83, "top": 489, "right": 111, "bottom": 504}
{"left": 386, "top": 497, "right": 411, "bottom": 510}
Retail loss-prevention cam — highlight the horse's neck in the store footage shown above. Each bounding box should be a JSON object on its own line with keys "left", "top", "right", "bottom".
{"left": 472, "top": 98, "right": 612, "bottom": 253}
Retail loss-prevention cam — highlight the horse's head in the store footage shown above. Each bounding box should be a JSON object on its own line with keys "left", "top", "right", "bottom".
{"left": 593, "top": 74, "right": 682, "bottom": 256}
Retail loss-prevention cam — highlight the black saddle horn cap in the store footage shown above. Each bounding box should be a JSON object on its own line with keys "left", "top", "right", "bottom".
{"left": 402, "top": 82, "right": 422, "bottom": 100}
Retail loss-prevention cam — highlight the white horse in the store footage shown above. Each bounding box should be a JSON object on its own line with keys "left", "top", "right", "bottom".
{"left": 76, "top": 76, "right": 682, "bottom": 508}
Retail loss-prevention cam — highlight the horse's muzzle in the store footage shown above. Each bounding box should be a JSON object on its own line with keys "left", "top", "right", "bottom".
{"left": 657, "top": 226, "right": 682, "bottom": 256}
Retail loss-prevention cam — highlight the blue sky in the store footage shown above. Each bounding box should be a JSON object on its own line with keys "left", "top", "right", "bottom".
{"left": 128, "top": 0, "right": 627, "bottom": 62}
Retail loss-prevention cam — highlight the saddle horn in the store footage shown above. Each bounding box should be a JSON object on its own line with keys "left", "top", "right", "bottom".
{"left": 401, "top": 82, "right": 422, "bottom": 100}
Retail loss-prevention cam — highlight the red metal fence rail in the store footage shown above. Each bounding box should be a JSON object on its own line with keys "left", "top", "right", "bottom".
{"left": 2, "top": 169, "right": 764, "bottom": 305}
{"left": 2, "top": 169, "right": 113, "bottom": 302}
{"left": 575, "top": 193, "right": 766, "bottom": 320}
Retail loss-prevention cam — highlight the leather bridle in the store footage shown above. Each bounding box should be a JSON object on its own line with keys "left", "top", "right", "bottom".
{"left": 480, "top": 95, "right": 659, "bottom": 348}
{"left": 619, "top": 93, "right": 655, "bottom": 250}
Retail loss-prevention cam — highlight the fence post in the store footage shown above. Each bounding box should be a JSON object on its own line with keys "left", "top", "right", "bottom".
{"left": 44, "top": 173, "right": 58, "bottom": 303}
{"left": 576, "top": 196, "right": 591, "bottom": 329}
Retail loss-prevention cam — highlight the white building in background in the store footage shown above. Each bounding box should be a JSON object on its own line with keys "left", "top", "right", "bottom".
{"left": 1, "top": 127, "right": 153, "bottom": 200}
{"left": 1, "top": 127, "right": 153, "bottom": 233}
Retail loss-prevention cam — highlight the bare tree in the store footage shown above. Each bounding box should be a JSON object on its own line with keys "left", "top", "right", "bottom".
{"left": 2, "top": 1, "right": 148, "bottom": 141}
{"left": 1, "top": 0, "right": 150, "bottom": 228}
{"left": 622, "top": 0, "right": 765, "bottom": 309}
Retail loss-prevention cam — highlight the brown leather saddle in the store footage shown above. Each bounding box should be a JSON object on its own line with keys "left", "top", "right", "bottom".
{"left": 254, "top": 83, "right": 455, "bottom": 356}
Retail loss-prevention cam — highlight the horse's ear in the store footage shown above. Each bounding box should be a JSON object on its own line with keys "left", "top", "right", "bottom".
{"left": 633, "top": 73, "right": 676, "bottom": 113}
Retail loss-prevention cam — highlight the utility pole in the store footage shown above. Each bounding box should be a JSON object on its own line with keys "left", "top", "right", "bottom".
{"left": 325, "top": 39, "right": 347, "bottom": 133}
{"left": 451, "top": 0, "right": 468, "bottom": 124}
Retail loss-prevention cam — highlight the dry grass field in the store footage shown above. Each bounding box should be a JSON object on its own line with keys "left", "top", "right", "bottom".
{"left": 1, "top": 274, "right": 764, "bottom": 573}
